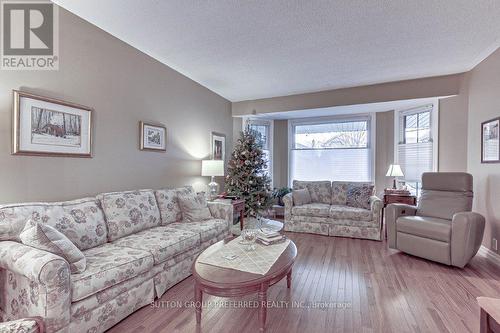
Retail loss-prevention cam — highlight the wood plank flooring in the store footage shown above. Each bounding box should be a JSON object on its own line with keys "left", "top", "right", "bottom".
{"left": 107, "top": 232, "right": 500, "bottom": 333}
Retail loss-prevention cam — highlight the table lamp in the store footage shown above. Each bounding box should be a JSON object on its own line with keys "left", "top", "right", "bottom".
{"left": 386, "top": 164, "right": 404, "bottom": 189}
{"left": 201, "top": 160, "right": 224, "bottom": 200}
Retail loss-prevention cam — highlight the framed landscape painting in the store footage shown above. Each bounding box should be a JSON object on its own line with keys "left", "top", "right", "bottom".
{"left": 211, "top": 131, "right": 226, "bottom": 160}
{"left": 482, "top": 117, "right": 500, "bottom": 163}
{"left": 12, "top": 90, "right": 93, "bottom": 157}
{"left": 140, "top": 121, "right": 166, "bottom": 151}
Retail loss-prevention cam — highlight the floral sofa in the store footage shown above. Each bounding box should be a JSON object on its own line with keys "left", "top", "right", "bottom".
{"left": 283, "top": 181, "right": 383, "bottom": 240}
{"left": 0, "top": 187, "right": 232, "bottom": 333}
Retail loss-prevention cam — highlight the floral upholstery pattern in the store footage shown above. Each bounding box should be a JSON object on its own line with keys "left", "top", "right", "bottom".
{"left": 0, "top": 198, "right": 107, "bottom": 251}
{"left": 152, "top": 254, "right": 195, "bottom": 298}
{"left": 207, "top": 201, "right": 233, "bottom": 229}
{"left": 346, "top": 184, "right": 374, "bottom": 210}
{"left": 0, "top": 318, "right": 41, "bottom": 333}
{"left": 111, "top": 226, "right": 200, "bottom": 265}
{"left": 169, "top": 219, "right": 229, "bottom": 243}
{"left": 0, "top": 242, "right": 70, "bottom": 332}
{"left": 98, "top": 190, "right": 161, "bottom": 241}
{"left": 291, "top": 203, "right": 331, "bottom": 217}
{"left": 19, "top": 220, "right": 86, "bottom": 274}
{"left": 285, "top": 182, "right": 383, "bottom": 240}
{"left": 293, "top": 180, "right": 332, "bottom": 204}
{"left": 177, "top": 193, "right": 212, "bottom": 222}
{"left": 72, "top": 243, "right": 154, "bottom": 302}
{"left": 154, "top": 186, "right": 194, "bottom": 225}
{"left": 70, "top": 279, "right": 154, "bottom": 333}
{"left": 329, "top": 225, "right": 381, "bottom": 240}
{"left": 329, "top": 205, "right": 373, "bottom": 221}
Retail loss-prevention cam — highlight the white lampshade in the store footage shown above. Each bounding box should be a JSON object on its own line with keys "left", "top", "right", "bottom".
{"left": 201, "top": 160, "right": 224, "bottom": 177}
{"left": 386, "top": 164, "right": 404, "bottom": 177}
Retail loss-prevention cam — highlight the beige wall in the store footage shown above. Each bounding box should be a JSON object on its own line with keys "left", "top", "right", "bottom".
{"left": 375, "top": 111, "right": 395, "bottom": 196}
{"left": 467, "top": 48, "right": 500, "bottom": 253}
{"left": 272, "top": 120, "right": 288, "bottom": 188}
{"left": 0, "top": 9, "right": 232, "bottom": 204}
{"left": 438, "top": 74, "right": 469, "bottom": 172}
{"left": 232, "top": 74, "right": 464, "bottom": 116}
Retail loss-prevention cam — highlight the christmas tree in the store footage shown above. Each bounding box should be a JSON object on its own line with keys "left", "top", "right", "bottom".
{"left": 226, "top": 127, "right": 273, "bottom": 217}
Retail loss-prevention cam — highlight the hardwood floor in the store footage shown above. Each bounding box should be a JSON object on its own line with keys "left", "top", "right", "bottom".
{"left": 107, "top": 233, "right": 500, "bottom": 333}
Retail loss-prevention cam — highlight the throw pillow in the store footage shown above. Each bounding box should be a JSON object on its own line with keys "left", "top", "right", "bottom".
{"left": 177, "top": 193, "right": 212, "bottom": 222}
{"left": 346, "top": 184, "right": 374, "bottom": 210}
{"left": 19, "top": 219, "right": 86, "bottom": 274}
{"left": 292, "top": 188, "right": 312, "bottom": 206}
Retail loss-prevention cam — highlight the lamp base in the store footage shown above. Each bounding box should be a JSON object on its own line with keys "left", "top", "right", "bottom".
{"left": 393, "top": 178, "right": 397, "bottom": 189}
{"left": 208, "top": 177, "right": 219, "bottom": 201}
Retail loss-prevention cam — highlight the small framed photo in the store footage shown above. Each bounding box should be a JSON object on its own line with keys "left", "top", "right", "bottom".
{"left": 481, "top": 117, "right": 500, "bottom": 163}
{"left": 140, "top": 121, "right": 166, "bottom": 152}
{"left": 12, "top": 90, "right": 93, "bottom": 157}
{"left": 211, "top": 131, "right": 226, "bottom": 160}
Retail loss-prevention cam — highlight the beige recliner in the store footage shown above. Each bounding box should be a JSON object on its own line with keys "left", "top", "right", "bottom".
{"left": 386, "top": 172, "right": 485, "bottom": 268}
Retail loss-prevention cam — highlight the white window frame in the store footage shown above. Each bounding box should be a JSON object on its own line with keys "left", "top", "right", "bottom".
{"left": 394, "top": 101, "right": 439, "bottom": 193}
{"left": 243, "top": 118, "right": 274, "bottom": 187}
{"left": 287, "top": 114, "right": 376, "bottom": 187}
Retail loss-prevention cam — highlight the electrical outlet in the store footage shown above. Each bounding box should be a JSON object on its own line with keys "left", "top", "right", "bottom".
{"left": 493, "top": 238, "right": 498, "bottom": 252}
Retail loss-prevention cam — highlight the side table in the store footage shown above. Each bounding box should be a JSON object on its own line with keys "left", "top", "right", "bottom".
{"left": 382, "top": 194, "right": 417, "bottom": 239}
{"left": 214, "top": 198, "right": 245, "bottom": 230}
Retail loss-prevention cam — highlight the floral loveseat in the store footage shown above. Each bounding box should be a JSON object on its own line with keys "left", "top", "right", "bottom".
{"left": 0, "top": 187, "right": 232, "bottom": 333}
{"left": 283, "top": 181, "right": 383, "bottom": 240}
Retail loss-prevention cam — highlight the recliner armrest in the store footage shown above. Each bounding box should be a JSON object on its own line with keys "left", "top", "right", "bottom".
{"left": 283, "top": 193, "right": 293, "bottom": 224}
{"left": 385, "top": 203, "right": 417, "bottom": 248}
{"left": 451, "top": 212, "right": 485, "bottom": 268}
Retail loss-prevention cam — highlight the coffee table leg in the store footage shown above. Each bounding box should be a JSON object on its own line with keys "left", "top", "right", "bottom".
{"left": 258, "top": 284, "right": 268, "bottom": 332}
{"left": 195, "top": 282, "right": 202, "bottom": 325}
{"left": 287, "top": 269, "right": 292, "bottom": 288}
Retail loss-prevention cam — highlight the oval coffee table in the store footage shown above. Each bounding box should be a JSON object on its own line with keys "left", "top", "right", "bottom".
{"left": 192, "top": 237, "right": 297, "bottom": 332}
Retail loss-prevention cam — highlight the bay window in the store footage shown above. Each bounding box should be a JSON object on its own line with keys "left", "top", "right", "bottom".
{"left": 289, "top": 116, "right": 373, "bottom": 184}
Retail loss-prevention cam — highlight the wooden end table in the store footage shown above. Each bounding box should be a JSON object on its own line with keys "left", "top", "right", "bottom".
{"left": 193, "top": 237, "right": 297, "bottom": 332}
{"left": 382, "top": 193, "right": 417, "bottom": 239}
{"left": 478, "top": 297, "right": 500, "bottom": 333}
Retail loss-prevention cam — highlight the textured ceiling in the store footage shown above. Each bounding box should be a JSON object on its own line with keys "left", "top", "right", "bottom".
{"left": 53, "top": 0, "right": 500, "bottom": 102}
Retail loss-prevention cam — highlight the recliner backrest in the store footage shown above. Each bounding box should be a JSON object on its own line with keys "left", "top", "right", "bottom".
{"left": 416, "top": 172, "right": 473, "bottom": 220}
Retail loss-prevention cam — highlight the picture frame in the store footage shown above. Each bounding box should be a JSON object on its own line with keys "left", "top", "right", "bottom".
{"left": 481, "top": 117, "right": 500, "bottom": 163}
{"left": 12, "top": 90, "right": 93, "bottom": 157}
{"left": 140, "top": 121, "right": 166, "bottom": 152}
{"left": 211, "top": 131, "right": 226, "bottom": 161}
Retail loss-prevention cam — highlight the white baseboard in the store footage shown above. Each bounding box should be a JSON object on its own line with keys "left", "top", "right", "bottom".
{"left": 478, "top": 245, "right": 500, "bottom": 267}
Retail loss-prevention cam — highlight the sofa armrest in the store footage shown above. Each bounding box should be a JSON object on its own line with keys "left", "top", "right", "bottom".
{"left": 451, "top": 212, "right": 485, "bottom": 268}
{"left": 385, "top": 203, "right": 417, "bottom": 248}
{"left": 0, "top": 317, "right": 44, "bottom": 333}
{"left": 283, "top": 193, "right": 293, "bottom": 224}
{"left": 0, "top": 241, "right": 71, "bottom": 332}
{"left": 370, "top": 195, "right": 383, "bottom": 228}
{"left": 208, "top": 201, "right": 233, "bottom": 230}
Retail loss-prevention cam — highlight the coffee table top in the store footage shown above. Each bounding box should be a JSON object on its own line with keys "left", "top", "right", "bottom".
{"left": 193, "top": 237, "right": 297, "bottom": 289}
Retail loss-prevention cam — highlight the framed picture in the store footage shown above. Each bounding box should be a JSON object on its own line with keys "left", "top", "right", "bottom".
{"left": 12, "top": 90, "right": 93, "bottom": 157}
{"left": 140, "top": 121, "right": 166, "bottom": 152}
{"left": 211, "top": 131, "right": 226, "bottom": 160}
{"left": 481, "top": 117, "right": 500, "bottom": 163}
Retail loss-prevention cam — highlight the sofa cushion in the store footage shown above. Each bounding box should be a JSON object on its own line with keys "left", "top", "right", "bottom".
{"left": 154, "top": 186, "right": 194, "bottom": 225}
{"left": 331, "top": 182, "right": 373, "bottom": 205}
{"left": 396, "top": 216, "right": 451, "bottom": 242}
{"left": 20, "top": 220, "right": 87, "bottom": 274}
{"left": 346, "top": 184, "right": 374, "bottom": 210}
{"left": 0, "top": 197, "right": 107, "bottom": 250}
{"left": 169, "top": 219, "right": 229, "bottom": 243}
{"left": 177, "top": 193, "right": 212, "bottom": 222}
{"left": 292, "top": 189, "right": 311, "bottom": 206}
{"left": 72, "top": 243, "right": 154, "bottom": 301}
{"left": 293, "top": 181, "right": 331, "bottom": 204}
{"left": 111, "top": 226, "right": 200, "bottom": 265}
{"left": 98, "top": 189, "right": 161, "bottom": 241}
{"left": 329, "top": 205, "right": 373, "bottom": 221}
{"left": 292, "top": 203, "right": 331, "bottom": 217}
